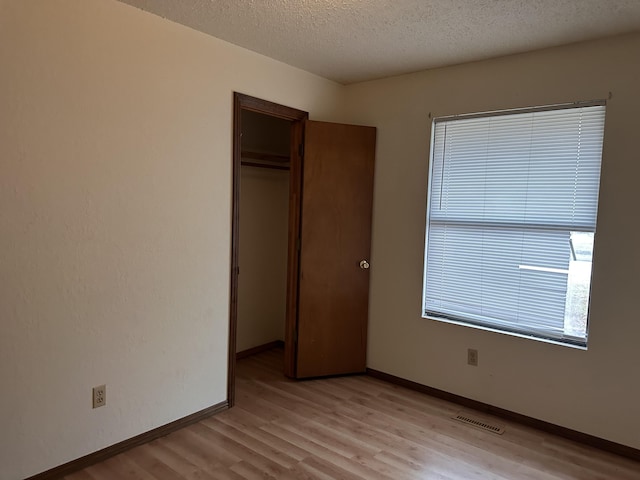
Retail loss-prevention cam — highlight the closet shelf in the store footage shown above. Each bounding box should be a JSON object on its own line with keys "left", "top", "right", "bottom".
{"left": 241, "top": 150, "right": 290, "bottom": 170}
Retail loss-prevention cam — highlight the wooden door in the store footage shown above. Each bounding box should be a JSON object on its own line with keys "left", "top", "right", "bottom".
{"left": 294, "top": 120, "right": 376, "bottom": 378}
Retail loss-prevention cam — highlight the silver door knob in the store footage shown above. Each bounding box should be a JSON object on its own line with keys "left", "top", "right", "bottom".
{"left": 359, "top": 260, "right": 370, "bottom": 269}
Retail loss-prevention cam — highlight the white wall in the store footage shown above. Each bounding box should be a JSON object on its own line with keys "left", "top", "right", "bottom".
{"left": 0, "top": 1, "right": 342, "bottom": 478}
{"left": 342, "top": 32, "right": 640, "bottom": 450}
{"left": 237, "top": 166, "right": 289, "bottom": 352}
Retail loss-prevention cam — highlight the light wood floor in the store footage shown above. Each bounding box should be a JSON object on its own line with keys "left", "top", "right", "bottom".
{"left": 66, "top": 348, "right": 640, "bottom": 479}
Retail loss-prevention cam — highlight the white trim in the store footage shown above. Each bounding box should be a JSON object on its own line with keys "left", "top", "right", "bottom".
{"left": 433, "top": 99, "right": 606, "bottom": 123}
{"left": 422, "top": 314, "right": 588, "bottom": 350}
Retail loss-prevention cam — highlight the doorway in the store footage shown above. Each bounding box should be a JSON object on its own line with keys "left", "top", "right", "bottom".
{"left": 228, "top": 93, "right": 307, "bottom": 406}
{"left": 236, "top": 110, "right": 290, "bottom": 358}
{"left": 228, "top": 93, "right": 376, "bottom": 406}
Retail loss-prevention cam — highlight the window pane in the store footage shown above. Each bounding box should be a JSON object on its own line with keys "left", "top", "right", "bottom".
{"left": 564, "top": 232, "right": 594, "bottom": 338}
{"left": 424, "top": 104, "right": 605, "bottom": 346}
{"left": 425, "top": 225, "right": 569, "bottom": 332}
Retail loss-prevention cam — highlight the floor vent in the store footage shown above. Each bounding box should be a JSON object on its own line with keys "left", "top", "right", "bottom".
{"left": 452, "top": 412, "right": 505, "bottom": 435}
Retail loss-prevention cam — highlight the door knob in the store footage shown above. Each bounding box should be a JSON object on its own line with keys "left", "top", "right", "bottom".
{"left": 359, "top": 260, "right": 370, "bottom": 270}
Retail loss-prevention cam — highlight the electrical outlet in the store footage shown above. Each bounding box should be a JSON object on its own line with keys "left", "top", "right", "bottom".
{"left": 93, "top": 385, "right": 106, "bottom": 408}
{"left": 467, "top": 349, "right": 478, "bottom": 366}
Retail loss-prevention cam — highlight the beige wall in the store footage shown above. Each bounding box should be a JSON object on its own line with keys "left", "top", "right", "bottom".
{"left": 237, "top": 166, "right": 289, "bottom": 352}
{"left": 0, "top": 0, "right": 342, "bottom": 478}
{"left": 341, "top": 32, "right": 640, "bottom": 449}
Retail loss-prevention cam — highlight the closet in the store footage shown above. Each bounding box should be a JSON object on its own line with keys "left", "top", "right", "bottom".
{"left": 236, "top": 110, "right": 291, "bottom": 356}
{"left": 229, "top": 93, "right": 375, "bottom": 404}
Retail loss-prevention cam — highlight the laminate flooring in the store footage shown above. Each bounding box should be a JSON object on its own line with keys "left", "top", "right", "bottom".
{"left": 66, "top": 348, "right": 640, "bottom": 479}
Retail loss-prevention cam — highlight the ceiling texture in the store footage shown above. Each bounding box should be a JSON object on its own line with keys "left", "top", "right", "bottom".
{"left": 118, "top": 0, "right": 640, "bottom": 84}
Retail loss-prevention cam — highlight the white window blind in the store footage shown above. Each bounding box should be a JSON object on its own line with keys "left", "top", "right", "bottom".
{"left": 423, "top": 103, "right": 606, "bottom": 347}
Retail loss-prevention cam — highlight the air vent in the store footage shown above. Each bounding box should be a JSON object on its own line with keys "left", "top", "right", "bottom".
{"left": 452, "top": 412, "right": 505, "bottom": 435}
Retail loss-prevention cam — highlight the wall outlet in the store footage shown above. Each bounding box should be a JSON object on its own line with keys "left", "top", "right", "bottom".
{"left": 467, "top": 348, "right": 478, "bottom": 366}
{"left": 93, "top": 384, "right": 106, "bottom": 408}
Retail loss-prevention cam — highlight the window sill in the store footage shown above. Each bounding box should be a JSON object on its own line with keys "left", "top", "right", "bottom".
{"left": 422, "top": 314, "right": 588, "bottom": 350}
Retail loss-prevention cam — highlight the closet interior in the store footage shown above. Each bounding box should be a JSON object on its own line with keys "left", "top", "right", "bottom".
{"left": 236, "top": 110, "right": 292, "bottom": 356}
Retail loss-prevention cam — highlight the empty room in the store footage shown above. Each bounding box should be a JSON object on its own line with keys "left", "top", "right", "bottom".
{"left": 2, "top": 1, "right": 640, "bottom": 479}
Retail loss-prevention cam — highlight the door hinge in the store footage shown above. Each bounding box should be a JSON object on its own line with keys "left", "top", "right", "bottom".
{"left": 296, "top": 237, "right": 301, "bottom": 252}
{"left": 298, "top": 143, "right": 304, "bottom": 158}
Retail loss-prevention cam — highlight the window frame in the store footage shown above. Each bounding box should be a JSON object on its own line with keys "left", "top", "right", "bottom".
{"left": 421, "top": 100, "right": 606, "bottom": 349}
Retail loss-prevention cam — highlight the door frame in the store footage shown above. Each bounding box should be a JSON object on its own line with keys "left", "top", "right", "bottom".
{"left": 228, "top": 93, "right": 308, "bottom": 406}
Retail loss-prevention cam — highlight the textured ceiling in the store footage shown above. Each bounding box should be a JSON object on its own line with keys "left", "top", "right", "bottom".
{"left": 117, "top": 0, "right": 640, "bottom": 84}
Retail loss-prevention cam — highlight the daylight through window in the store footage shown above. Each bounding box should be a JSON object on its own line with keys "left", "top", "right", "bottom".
{"left": 422, "top": 102, "right": 606, "bottom": 347}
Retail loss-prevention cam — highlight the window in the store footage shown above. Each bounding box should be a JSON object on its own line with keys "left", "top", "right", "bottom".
{"left": 423, "top": 102, "right": 606, "bottom": 347}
